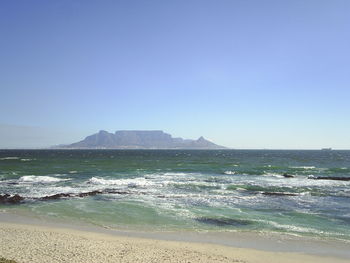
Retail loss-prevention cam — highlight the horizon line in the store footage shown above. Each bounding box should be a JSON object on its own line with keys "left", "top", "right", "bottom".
{"left": 0, "top": 148, "right": 349, "bottom": 151}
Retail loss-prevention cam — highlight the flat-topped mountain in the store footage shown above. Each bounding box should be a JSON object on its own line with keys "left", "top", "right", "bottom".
{"left": 62, "top": 130, "right": 226, "bottom": 149}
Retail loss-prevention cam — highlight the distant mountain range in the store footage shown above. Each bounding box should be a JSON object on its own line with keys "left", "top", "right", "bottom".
{"left": 59, "top": 130, "right": 226, "bottom": 149}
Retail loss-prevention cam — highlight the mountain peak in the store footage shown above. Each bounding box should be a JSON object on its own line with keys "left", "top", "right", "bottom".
{"left": 62, "top": 130, "right": 226, "bottom": 149}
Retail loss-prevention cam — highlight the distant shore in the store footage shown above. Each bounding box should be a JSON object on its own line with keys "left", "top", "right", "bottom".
{"left": 0, "top": 212, "right": 349, "bottom": 263}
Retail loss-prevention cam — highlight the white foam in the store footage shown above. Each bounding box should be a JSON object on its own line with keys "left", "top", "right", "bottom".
{"left": 257, "top": 175, "right": 350, "bottom": 188}
{"left": 21, "top": 186, "right": 80, "bottom": 198}
{"left": 87, "top": 177, "right": 154, "bottom": 188}
{"left": 262, "top": 173, "right": 284, "bottom": 178}
{"left": 144, "top": 172, "right": 199, "bottom": 181}
{"left": 171, "top": 181, "right": 220, "bottom": 188}
{"left": 224, "top": 171, "right": 235, "bottom": 175}
{"left": 20, "top": 158, "right": 34, "bottom": 162}
{"left": 18, "top": 175, "right": 68, "bottom": 184}
{"left": 51, "top": 173, "right": 68, "bottom": 177}
{"left": 69, "top": 170, "right": 78, "bottom": 174}
{"left": 0, "top": 157, "right": 19, "bottom": 160}
{"left": 291, "top": 166, "right": 316, "bottom": 169}
{"left": 162, "top": 172, "right": 191, "bottom": 176}
{"left": 261, "top": 220, "right": 330, "bottom": 235}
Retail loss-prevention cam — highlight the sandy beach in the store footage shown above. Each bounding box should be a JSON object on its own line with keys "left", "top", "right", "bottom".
{"left": 0, "top": 220, "right": 348, "bottom": 263}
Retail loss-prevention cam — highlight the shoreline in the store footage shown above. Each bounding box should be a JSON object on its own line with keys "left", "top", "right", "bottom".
{"left": 0, "top": 212, "right": 349, "bottom": 262}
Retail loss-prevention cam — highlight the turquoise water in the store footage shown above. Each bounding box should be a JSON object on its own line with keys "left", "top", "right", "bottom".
{"left": 0, "top": 150, "right": 350, "bottom": 240}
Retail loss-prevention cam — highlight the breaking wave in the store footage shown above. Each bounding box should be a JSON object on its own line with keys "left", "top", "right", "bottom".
{"left": 18, "top": 175, "right": 69, "bottom": 184}
{"left": 87, "top": 177, "right": 154, "bottom": 188}
{"left": 0, "top": 157, "right": 19, "bottom": 160}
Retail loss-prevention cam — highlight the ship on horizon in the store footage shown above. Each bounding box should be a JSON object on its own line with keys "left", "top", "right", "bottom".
{"left": 321, "top": 148, "right": 332, "bottom": 151}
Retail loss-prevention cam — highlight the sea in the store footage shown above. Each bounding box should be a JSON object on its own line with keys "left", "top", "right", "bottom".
{"left": 1, "top": 149, "right": 350, "bottom": 242}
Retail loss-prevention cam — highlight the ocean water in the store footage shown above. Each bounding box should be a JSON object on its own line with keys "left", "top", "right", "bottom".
{"left": 1, "top": 150, "right": 350, "bottom": 241}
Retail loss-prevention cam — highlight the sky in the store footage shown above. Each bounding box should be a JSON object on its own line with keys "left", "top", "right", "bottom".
{"left": 0, "top": 0, "right": 349, "bottom": 149}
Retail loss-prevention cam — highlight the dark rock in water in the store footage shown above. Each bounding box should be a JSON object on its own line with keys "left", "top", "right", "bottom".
{"left": 0, "top": 194, "right": 24, "bottom": 204}
{"left": 104, "top": 189, "right": 130, "bottom": 195}
{"left": 0, "top": 188, "right": 139, "bottom": 205}
{"left": 309, "top": 176, "right": 350, "bottom": 181}
{"left": 41, "top": 193, "right": 72, "bottom": 200}
{"left": 1, "top": 194, "right": 14, "bottom": 203}
{"left": 77, "top": 190, "right": 102, "bottom": 197}
{"left": 262, "top": 192, "right": 298, "bottom": 196}
{"left": 41, "top": 191, "right": 104, "bottom": 199}
{"left": 283, "top": 173, "right": 294, "bottom": 178}
{"left": 41, "top": 190, "right": 131, "bottom": 199}
{"left": 8, "top": 194, "right": 24, "bottom": 203}
{"left": 195, "top": 217, "right": 252, "bottom": 227}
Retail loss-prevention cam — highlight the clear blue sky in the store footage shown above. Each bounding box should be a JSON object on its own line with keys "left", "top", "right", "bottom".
{"left": 0, "top": 0, "right": 349, "bottom": 149}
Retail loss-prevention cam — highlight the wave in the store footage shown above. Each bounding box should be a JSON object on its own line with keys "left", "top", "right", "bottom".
{"left": 162, "top": 172, "right": 194, "bottom": 177}
{"left": 257, "top": 219, "right": 348, "bottom": 238}
{"left": 327, "top": 167, "right": 350, "bottom": 173}
{"left": 227, "top": 184, "right": 294, "bottom": 193}
{"left": 224, "top": 171, "right": 291, "bottom": 178}
{"left": 262, "top": 220, "right": 323, "bottom": 234}
{"left": 50, "top": 173, "right": 69, "bottom": 177}
{"left": 0, "top": 157, "right": 19, "bottom": 160}
{"left": 225, "top": 184, "right": 329, "bottom": 197}
{"left": 261, "top": 172, "right": 285, "bottom": 178}
{"left": 87, "top": 177, "right": 154, "bottom": 188}
{"left": 18, "top": 175, "right": 69, "bottom": 184}
{"left": 172, "top": 182, "right": 221, "bottom": 191}
{"left": 290, "top": 166, "right": 316, "bottom": 170}
{"left": 144, "top": 172, "right": 200, "bottom": 181}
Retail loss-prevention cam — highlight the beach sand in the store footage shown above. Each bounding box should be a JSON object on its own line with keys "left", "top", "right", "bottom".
{"left": 0, "top": 222, "right": 348, "bottom": 263}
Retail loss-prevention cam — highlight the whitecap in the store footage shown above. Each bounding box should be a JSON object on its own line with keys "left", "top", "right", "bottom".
{"left": 258, "top": 175, "right": 350, "bottom": 188}
{"left": 144, "top": 172, "right": 199, "bottom": 181}
{"left": 22, "top": 186, "right": 78, "bottom": 198}
{"left": 20, "top": 158, "right": 34, "bottom": 162}
{"left": 51, "top": 173, "right": 68, "bottom": 177}
{"left": 18, "top": 175, "right": 69, "bottom": 184}
{"left": 87, "top": 177, "right": 154, "bottom": 188}
{"left": 262, "top": 173, "right": 284, "bottom": 178}
{"left": 163, "top": 172, "right": 191, "bottom": 176}
{"left": 224, "top": 171, "right": 235, "bottom": 175}
{"left": 290, "top": 166, "right": 316, "bottom": 169}
{"left": 0, "top": 157, "right": 19, "bottom": 160}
